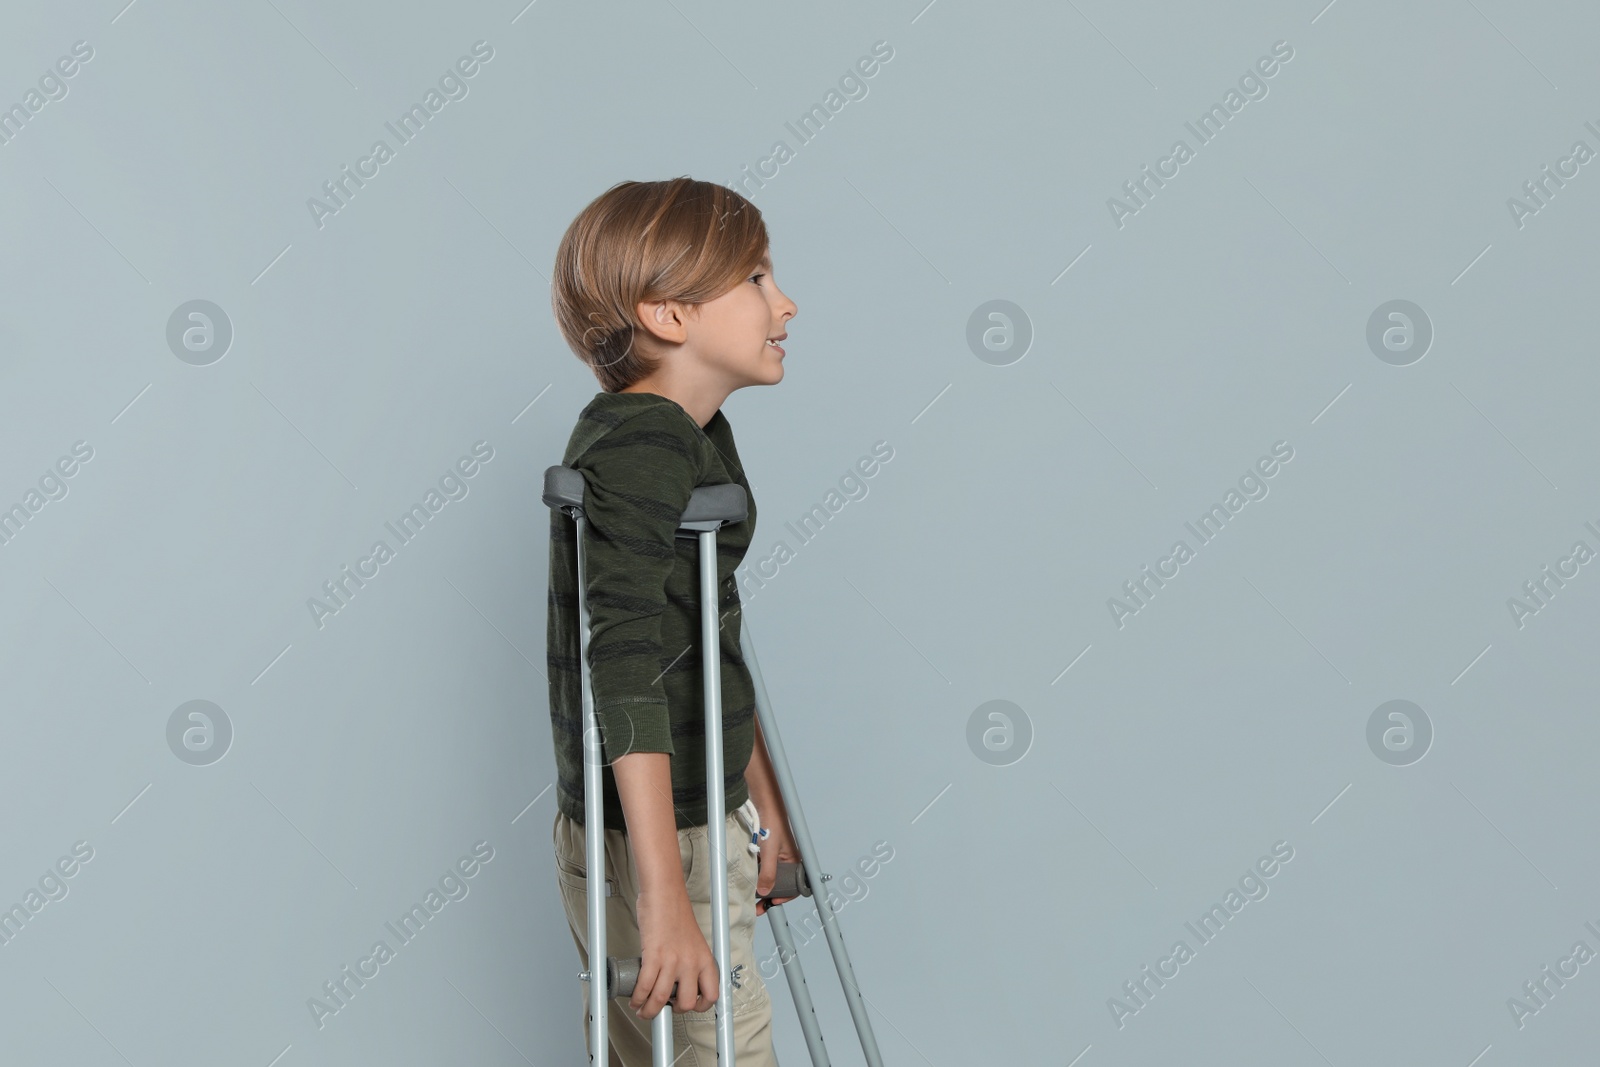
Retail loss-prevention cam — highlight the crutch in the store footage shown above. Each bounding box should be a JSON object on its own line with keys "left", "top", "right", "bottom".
{"left": 544, "top": 465, "right": 884, "bottom": 1067}
{"left": 546, "top": 464, "right": 742, "bottom": 1065}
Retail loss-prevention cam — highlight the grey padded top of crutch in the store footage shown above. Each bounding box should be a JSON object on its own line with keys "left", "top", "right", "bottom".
{"left": 541, "top": 464, "right": 748, "bottom": 527}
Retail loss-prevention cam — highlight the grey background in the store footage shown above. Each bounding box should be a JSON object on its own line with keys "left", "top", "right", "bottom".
{"left": 2, "top": 0, "right": 1597, "bottom": 1063}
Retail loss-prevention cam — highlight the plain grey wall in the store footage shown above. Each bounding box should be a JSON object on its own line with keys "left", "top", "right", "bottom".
{"left": 3, "top": 0, "right": 1598, "bottom": 1063}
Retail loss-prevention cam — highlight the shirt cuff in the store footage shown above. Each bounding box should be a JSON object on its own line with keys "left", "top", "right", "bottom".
{"left": 596, "top": 698, "right": 674, "bottom": 758}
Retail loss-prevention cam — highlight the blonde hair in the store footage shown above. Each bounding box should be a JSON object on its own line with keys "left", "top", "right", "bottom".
{"left": 550, "top": 177, "right": 769, "bottom": 392}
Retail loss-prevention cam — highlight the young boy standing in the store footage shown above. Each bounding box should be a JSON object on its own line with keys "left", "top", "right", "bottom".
{"left": 546, "top": 177, "right": 800, "bottom": 1066}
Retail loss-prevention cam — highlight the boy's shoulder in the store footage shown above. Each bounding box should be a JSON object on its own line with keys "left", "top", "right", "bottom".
{"left": 562, "top": 391, "right": 724, "bottom": 466}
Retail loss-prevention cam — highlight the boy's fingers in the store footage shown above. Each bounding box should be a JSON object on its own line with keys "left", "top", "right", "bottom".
{"left": 757, "top": 888, "right": 798, "bottom": 915}
{"left": 630, "top": 962, "right": 656, "bottom": 1013}
{"left": 645, "top": 972, "right": 676, "bottom": 1018}
{"left": 635, "top": 961, "right": 682, "bottom": 1019}
{"left": 673, "top": 975, "right": 696, "bottom": 1014}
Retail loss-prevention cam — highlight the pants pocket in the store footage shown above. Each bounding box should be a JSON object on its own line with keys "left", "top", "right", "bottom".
{"left": 552, "top": 814, "right": 617, "bottom": 898}
{"left": 682, "top": 819, "right": 754, "bottom": 898}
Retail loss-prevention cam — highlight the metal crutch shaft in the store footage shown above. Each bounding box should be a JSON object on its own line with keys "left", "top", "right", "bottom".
{"left": 767, "top": 897, "right": 831, "bottom": 1066}
{"left": 570, "top": 510, "right": 612, "bottom": 1066}
{"left": 676, "top": 482, "right": 750, "bottom": 1066}
{"left": 696, "top": 524, "right": 736, "bottom": 1066}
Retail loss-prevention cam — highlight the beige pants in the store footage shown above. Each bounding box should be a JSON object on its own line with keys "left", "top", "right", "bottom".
{"left": 553, "top": 805, "right": 779, "bottom": 1066}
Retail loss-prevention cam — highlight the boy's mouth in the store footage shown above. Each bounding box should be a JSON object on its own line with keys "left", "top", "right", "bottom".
{"left": 765, "top": 334, "right": 786, "bottom": 356}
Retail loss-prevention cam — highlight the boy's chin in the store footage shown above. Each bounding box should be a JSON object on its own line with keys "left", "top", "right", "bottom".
{"left": 746, "top": 358, "right": 784, "bottom": 385}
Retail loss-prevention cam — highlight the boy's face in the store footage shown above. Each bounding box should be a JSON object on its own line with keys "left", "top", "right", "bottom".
{"left": 679, "top": 250, "right": 797, "bottom": 388}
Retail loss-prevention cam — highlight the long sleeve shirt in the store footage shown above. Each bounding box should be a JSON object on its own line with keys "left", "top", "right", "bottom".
{"left": 546, "top": 390, "right": 759, "bottom": 831}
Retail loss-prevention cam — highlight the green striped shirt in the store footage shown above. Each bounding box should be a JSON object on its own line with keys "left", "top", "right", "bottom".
{"left": 546, "top": 390, "right": 758, "bottom": 831}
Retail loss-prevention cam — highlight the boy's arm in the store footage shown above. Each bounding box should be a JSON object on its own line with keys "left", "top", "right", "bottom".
{"left": 612, "top": 750, "right": 721, "bottom": 1016}
{"left": 611, "top": 751, "right": 690, "bottom": 893}
{"left": 742, "top": 717, "right": 801, "bottom": 914}
{"left": 576, "top": 406, "right": 697, "bottom": 761}
{"left": 741, "top": 717, "right": 789, "bottom": 826}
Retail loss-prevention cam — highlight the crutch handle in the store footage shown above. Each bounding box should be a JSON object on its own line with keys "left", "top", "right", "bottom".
{"left": 605, "top": 956, "right": 653, "bottom": 1000}
{"left": 759, "top": 861, "right": 813, "bottom": 905}
{"left": 605, "top": 957, "right": 692, "bottom": 1005}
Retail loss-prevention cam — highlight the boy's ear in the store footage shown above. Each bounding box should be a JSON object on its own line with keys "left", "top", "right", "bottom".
{"left": 635, "top": 299, "right": 689, "bottom": 346}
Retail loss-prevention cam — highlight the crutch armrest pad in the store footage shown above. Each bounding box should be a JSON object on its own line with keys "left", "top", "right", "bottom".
{"left": 543, "top": 464, "right": 747, "bottom": 531}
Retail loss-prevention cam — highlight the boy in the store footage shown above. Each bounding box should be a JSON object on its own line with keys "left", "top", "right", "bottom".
{"left": 546, "top": 177, "right": 800, "bottom": 1066}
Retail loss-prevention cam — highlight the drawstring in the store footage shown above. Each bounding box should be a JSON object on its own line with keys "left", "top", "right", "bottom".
{"left": 734, "top": 797, "right": 768, "bottom": 855}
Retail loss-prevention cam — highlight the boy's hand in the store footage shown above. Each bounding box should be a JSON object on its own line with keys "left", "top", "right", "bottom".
{"left": 633, "top": 888, "right": 720, "bottom": 1018}
{"left": 755, "top": 813, "right": 800, "bottom": 916}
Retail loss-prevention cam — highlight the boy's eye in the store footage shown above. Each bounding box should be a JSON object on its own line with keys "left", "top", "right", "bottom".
{"left": 750, "top": 273, "right": 766, "bottom": 285}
